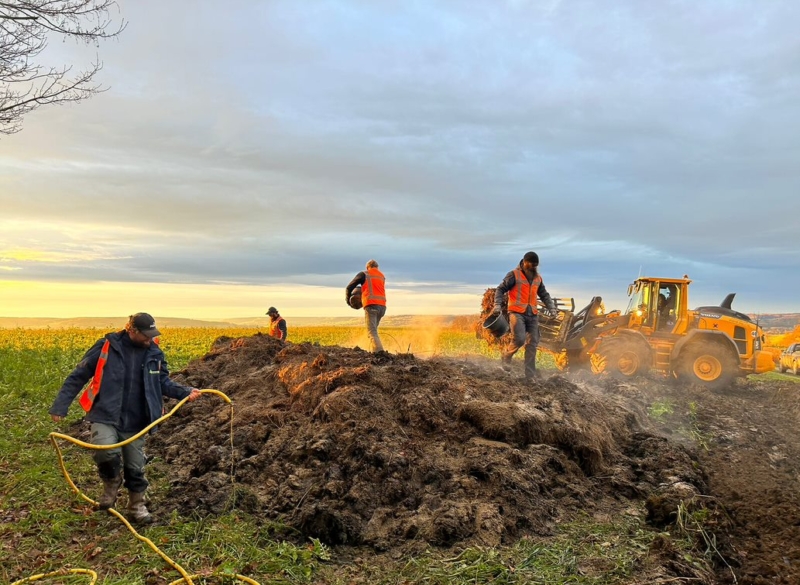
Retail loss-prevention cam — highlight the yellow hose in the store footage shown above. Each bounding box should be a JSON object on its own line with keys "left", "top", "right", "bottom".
{"left": 11, "top": 569, "right": 97, "bottom": 585}
{"left": 14, "top": 389, "right": 260, "bottom": 585}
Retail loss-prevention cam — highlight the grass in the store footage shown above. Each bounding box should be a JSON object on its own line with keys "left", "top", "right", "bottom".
{"left": 647, "top": 400, "right": 674, "bottom": 421}
{"left": 753, "top": 370, "right": 800, "bottom": 383}
{"left": 1, "top": 326, "right": 702, "bottom": 584}
{"left": 685, "top": 401, "right": 711, "bottom": 451}
{"left": 396, "top": 515, "right": 657, "bottom": 585}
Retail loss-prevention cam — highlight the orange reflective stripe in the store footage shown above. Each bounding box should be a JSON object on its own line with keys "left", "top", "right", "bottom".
{"left": 362, "top": 268, "right": 386, "bottom": 307}
{"left": 78, "top": 339, "right": 110, "bottom": 412}
{"left": 508, "top": 270, "right": 541, "bottom": 314}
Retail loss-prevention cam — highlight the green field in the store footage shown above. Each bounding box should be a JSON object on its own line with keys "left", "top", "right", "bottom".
{"left": 0, "top": 327, "right": 681, "bottom": 584}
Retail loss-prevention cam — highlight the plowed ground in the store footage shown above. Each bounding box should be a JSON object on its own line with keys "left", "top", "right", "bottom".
{"left": 145, "top": 334, "right": 800, "bottom": 584}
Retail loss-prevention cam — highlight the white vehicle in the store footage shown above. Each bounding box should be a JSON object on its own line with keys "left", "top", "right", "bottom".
{"left": 778, "top": 342, "right": 800, "bottom": 375}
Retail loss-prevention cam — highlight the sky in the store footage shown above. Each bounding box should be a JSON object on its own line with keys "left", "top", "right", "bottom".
{"left": 1, "top": 0, "right": 799, "bottom": 319}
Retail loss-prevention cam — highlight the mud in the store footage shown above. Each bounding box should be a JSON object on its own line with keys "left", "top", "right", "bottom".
{"left": 146, "top": 333, "right": 800, "bottom": 583}
{"left": 633, "top": 376, "right": 800, "bottom": 584}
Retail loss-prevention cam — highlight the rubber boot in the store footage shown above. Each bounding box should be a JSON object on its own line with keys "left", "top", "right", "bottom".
{"left": 127, "top": 491, "right": 153, "bottom": 524}
{"left": 98, "top": 474, "right": 123, "bottom": 510}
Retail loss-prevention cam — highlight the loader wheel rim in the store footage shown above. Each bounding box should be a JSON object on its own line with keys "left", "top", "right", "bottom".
{"left": 616, "top": 351, "right": 640, "bottom": 376}
{"left": 693, "top": 355, "right": 723, "bottom": 382}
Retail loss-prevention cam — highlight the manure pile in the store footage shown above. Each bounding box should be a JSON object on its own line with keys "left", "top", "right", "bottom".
{"left": 148, "top": 334, "right": 705, "bottom": 552}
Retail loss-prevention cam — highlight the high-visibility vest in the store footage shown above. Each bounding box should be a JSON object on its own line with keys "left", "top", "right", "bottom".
{"left": 269, "top": 317, "right": 285, "bottom": 339}
{"left": 507, "top": 269, "right": 542, "bottom": 314}
{"left": 362, "top": 268, "right": 386, "bottom": 307}
{"left": 78, "top": 339, "right": 110, "bottom": 412}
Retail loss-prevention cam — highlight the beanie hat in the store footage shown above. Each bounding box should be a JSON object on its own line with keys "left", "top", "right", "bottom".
{"left": 523, "top": 251, "right": 539, "bottom": 265}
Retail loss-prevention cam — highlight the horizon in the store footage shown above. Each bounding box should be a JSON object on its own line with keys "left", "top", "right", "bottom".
{"left": 3, "top": 306, "right": 798, "bottom": 323}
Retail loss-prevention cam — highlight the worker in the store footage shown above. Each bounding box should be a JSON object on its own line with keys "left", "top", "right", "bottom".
{"left": 657, "top": 286, "right": 677, "bottom": 330}
{"left": 657, "top": 293, "right": 668, "bottom": 323}
{"left": 493, "top": 251, "right": 557, "bottom": 381}
{"left": 48, "top": 313, "right": 202, "bottom": 523}
{"left": 345, "top": 259, "right": 386, "bottom": 352}
{"left": 266, "top": 307, "right": 287, "bottom": 341}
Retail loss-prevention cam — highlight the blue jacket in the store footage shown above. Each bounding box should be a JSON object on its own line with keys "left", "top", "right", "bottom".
{"left": 49, "top": 331, "right": 193, "bottom": 432}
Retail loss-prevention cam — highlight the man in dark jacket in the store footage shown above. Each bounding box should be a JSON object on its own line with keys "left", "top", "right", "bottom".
{"left": 49, "top": 313, "right": 201, "bottom": 523}
{"left": 493, "top": 251, "right": 557, "bottom": 380}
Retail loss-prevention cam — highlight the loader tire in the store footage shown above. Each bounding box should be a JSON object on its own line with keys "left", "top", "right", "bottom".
{"left": 677, "top": 343, "right": 737, "bottom": 390}
{"left": 778, "top": 362, "right": 787, "bottom": 373}
{"left": 793, "top": 361, "right": 800, "bottom": 376}
{"left": 591, "top": 340, "right": 649, "bottom": 378}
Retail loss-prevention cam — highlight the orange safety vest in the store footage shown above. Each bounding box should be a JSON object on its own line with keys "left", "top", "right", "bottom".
{"left": 507, "top": 269, "right": 542, "bottom": 314}
{"left": 362, "top": 267, "right": 386, "bottom": 307}
{"left": 78, "top": 339, "right": 110, "bottom": 412}
{"left": 269, "top": 316, "right": 285, "bottom": 339}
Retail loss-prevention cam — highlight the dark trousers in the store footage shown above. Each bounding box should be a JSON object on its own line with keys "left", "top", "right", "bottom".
{"left": 503, "top": 312, "right": 540, "bottom": 379}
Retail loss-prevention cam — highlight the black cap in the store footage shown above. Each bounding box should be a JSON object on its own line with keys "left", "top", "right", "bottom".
{"left": 266, "top": 307, "right": 278, "bottom": 315}
{"left": 523, "top": 251, "right": 539, "bottom": 265}
{"left": 131, "top": 312, "right": 161, "bottom": 338}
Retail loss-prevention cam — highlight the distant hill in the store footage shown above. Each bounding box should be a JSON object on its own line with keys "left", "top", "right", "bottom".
{"left": 748, "top": 313, "right": 800, "bottom": 332}
{"left": 0, "top": 315, "right": 468, "bottom": 330}
{"left": 2, "top": 312, "right": 797, "bottom": 331}
{"left": 0, "top": 317, "right": 241, "bottom": 330}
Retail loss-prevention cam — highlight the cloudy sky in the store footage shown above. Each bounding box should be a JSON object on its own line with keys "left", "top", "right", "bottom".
{"left": 1, "top": 0, "right": 799, "bottom": 319}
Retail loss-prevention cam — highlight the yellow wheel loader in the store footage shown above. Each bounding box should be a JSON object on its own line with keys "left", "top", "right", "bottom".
{"left": 481, "top": 276, "right": 775, "bottom": 389}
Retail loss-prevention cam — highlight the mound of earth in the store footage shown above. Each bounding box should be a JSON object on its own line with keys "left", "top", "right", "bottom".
{"left": 148, "top": 333, "right": 705, "bottom": 557}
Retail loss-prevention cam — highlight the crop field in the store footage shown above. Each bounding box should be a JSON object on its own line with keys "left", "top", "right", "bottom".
{"left": 0, "top": 325, "right": 502, "bottom": 366}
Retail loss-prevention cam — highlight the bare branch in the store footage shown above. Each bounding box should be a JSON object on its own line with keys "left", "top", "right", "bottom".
{"left": 0, "top": 0, "right": 124, "bottom": 134}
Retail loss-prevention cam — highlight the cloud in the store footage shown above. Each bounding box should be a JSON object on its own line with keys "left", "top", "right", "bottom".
{"left": 1, "top": 0, "right": 799, "bottom": 314}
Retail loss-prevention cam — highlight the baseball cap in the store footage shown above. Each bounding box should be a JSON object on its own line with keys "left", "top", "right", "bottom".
{"left": 266, "top": 306, "right": 278, "bottom": 315}
{"left": 131, "top": 312, "right": 161, "bottom": 338}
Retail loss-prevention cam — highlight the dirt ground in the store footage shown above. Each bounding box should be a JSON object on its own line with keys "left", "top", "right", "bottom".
{"left": 637, "top": 375, "right": 800, "bottom": 584}
{"left": 145, "top": 333, "right": 800, "bottom": 584}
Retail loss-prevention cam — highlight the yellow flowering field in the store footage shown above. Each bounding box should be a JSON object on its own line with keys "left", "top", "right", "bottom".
{"left": 0, "top": 325, "right": 499, "bottom": 372}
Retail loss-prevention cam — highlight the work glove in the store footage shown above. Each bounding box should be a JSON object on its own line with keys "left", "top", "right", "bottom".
{"left": 544, "top": 307, "right": 558, "bottom": 319}
{"left": 492, "top": 305, "right": 502, "bottom": 315}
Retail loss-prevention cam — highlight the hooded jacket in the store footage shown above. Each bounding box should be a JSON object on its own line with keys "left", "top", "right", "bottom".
{"left": 49, "top": 330, "right": 193, "bottom": 432}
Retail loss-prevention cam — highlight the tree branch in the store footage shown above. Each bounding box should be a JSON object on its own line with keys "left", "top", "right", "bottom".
{"left": 0, "top": 0, "right": 123, "bottom": 134}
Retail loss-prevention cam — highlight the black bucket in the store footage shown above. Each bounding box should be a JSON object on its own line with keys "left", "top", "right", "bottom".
{"left": 482, "top": 312, "right": 509, "bottom": 338}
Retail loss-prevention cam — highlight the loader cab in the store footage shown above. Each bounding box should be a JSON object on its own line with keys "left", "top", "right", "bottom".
{"left": 624, "top": 278, "right": 688, "bottom": 335}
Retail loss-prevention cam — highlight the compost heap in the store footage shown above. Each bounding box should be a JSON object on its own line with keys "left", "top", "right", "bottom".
{"left": 148, "top": 333, "right": 704, "bottom": 553}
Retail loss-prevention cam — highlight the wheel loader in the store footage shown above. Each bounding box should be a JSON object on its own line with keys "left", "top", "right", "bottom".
{"left": 480, "top": 275, "right": 775, "bottom": 389}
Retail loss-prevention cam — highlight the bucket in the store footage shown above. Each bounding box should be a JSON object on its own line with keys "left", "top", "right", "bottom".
{"left": 482, "top": 312, "right": 509, "bottom": 338}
